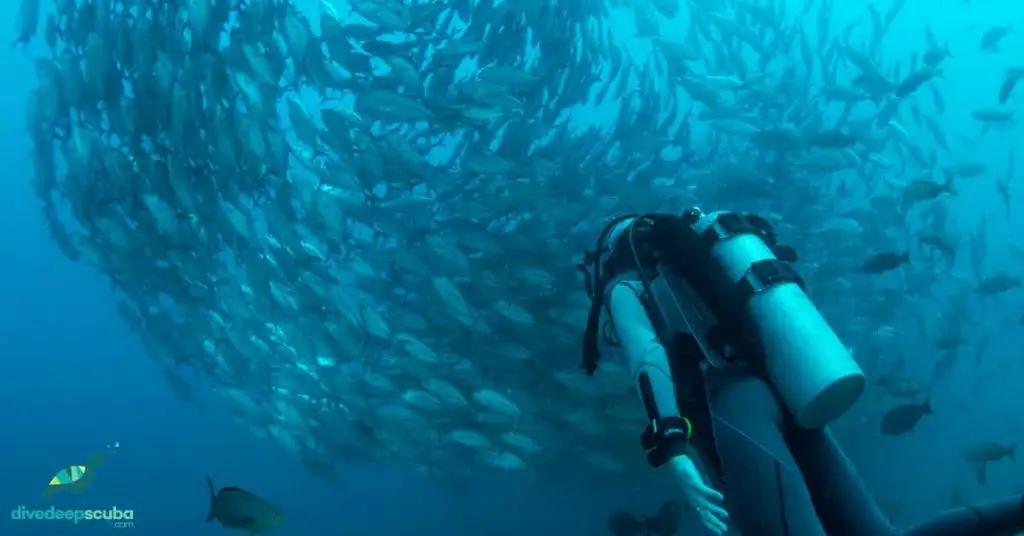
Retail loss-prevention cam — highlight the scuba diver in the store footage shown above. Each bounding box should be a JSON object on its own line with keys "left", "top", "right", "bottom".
{"left": 607, "top": 500, "right": 682, "bottom": 536}
{"left": 579, "top": 208, "right": 1024, "bottom": 536}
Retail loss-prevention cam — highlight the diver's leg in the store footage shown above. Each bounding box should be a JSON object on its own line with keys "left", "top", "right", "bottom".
{"left": 785, "top": 425, "right": 895, "bottom": 536}
{"left": 903, "top": 497, "right": 1024, "bottom": 536}
{"left": 706, "top": 370, "right": 826, "bottom": 536}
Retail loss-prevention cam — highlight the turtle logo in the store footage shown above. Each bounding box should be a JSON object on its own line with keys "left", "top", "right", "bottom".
{"left": 42, "top": 452, "right": 108, "bottom": 497}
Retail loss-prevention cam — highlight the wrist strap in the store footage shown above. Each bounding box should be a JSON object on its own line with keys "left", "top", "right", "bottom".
{"left": 640, "top": 417, "right": 692, "bottom": 468}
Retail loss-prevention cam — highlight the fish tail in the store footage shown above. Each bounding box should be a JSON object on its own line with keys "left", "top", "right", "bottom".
{"left": 205, "top": 475, "right": 216, "bottom": 522}
{"left": 942, "top": 170, "right": 957, "bottom": 195}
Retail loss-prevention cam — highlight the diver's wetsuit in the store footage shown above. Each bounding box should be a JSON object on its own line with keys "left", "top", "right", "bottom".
{"left": 706, "top": 364, "right": 1024, "bottom": 536}
{"left": 603, "top": 278, "right": 1023, "bottom": 536}
{"left": 588, "top": 213, "right": 1024, "bottom": 536}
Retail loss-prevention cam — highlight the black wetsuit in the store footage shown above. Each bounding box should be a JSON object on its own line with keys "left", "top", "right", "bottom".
{"left": 587, "top": 213, "right": 1024, "bottom": 536}
{"left": 706, "top": 366, "right": 1024, "bottom": 536}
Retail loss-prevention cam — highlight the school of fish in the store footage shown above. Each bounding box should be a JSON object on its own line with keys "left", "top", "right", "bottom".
{"left": 14, "top": 0, "right": 1023, "bottom": 493}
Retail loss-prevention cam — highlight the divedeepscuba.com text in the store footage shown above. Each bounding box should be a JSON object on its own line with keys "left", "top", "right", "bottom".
{"left": 10, "top": 505, "right": 135, "bottom": 527}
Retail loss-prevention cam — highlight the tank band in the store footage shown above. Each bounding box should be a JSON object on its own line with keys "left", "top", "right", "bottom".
{"left": 694, "top": 212, "right": 804, "bottom": 305}
{"left": 697, "top": 211, "right": 777, "bottom": 250}
{"left": 737, "top": 259, "right": 805, "bottom": 302}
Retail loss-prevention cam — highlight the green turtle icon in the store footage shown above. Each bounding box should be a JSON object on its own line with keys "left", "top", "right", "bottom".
{"left": 42, "top": 452, "right": 106, "bottom": 497}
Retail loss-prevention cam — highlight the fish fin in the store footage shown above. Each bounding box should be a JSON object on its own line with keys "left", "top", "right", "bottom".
{"left": 942, "top": 171, "right": 957, "bottom": 195}
{"left": 218, "top": 486, "right": 265, "bottom": 499}
{"left": 206, "top": 475, "right": 217, "bottom": 522}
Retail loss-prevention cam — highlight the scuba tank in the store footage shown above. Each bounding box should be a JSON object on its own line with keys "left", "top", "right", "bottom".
{"left": 580, "top": 207, "right": 865, "bottom": 429}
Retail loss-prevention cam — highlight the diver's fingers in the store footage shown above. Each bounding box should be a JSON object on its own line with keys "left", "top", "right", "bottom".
{"left": 700, "top": 509, "right": 728, "bottom": 535}
{"left": 700, "top": 501, "right": 729, "bottom": 521}
{"left": 697, "top": 484, "right": 725, "bottom": 504}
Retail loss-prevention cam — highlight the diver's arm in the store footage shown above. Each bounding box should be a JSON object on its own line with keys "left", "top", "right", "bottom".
{"left": 608, "top": 282, "right": 690, "bottom": 466}
{"left": 608, "top": 281, "right": 729, "bottom": 535}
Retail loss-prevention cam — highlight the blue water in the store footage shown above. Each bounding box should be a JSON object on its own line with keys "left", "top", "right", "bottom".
{"left": 2, "top": 0, "right": 1023, "bottom": 534}
{"left": 0, "top": 26, "right": 632, "bottom": 536}
{"left": 0, "top": 175, "right": 633, "bottom": 536}
{"left": 0, "top": 147, "right": 628, "bottom": 530}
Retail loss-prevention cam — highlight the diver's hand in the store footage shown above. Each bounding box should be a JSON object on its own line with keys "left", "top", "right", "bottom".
{"left": 669, "top": 454, "right": 729, "bottom": 535}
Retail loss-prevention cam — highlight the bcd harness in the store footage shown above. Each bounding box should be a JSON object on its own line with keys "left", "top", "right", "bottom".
{"left": 577, "top": 209, "right": 803, "bottom": 472}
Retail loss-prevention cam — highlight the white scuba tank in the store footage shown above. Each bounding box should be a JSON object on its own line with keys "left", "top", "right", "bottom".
{"left": 690, "top": 211, "right": 865, "bottom": 429}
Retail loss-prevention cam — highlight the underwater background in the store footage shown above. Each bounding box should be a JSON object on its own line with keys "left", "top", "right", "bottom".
{"left": 1, "top": 0, "right": 1022, "bottom": 534}
{"left": 0, "top": 187, "right": 623, "bottom": 535}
